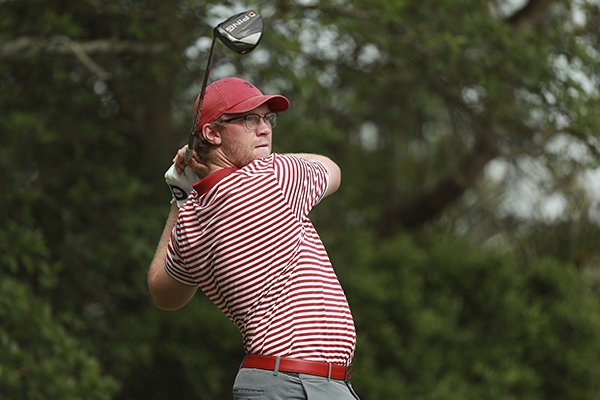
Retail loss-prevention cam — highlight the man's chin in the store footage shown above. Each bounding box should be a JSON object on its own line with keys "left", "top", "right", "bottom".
{"left": 255, "top": 147, "right": 271, "bottom": 158}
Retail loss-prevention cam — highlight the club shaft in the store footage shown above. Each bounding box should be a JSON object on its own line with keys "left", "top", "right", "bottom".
{"left": 184, "top": 35, "right": 217, "bottom": 166}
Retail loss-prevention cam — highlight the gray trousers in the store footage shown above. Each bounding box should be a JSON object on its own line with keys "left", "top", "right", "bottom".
{"left": 233, "top": 368, "right": 360, "bottom": 400}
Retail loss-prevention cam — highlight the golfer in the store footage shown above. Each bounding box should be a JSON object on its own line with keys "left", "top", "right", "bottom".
{"left": 148, "top": 77, "right": 359, "bottom": 399}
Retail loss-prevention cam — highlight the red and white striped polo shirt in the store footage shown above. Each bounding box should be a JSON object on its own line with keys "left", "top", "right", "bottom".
{"left": 164, "top": 153, "right": 356, "bottom": 365}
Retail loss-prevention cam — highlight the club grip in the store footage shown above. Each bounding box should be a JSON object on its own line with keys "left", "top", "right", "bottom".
{"left": 183, "top": 146, "right": 193, "bottom": 166}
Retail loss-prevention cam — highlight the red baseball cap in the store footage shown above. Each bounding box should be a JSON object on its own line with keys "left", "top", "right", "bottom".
{"left": 194, "top": 77, "right": 290, "bottom": 131}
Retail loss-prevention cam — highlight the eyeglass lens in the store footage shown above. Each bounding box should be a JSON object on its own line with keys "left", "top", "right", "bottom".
{"left": 244, "top": 113, "right": 277, "bottom": 130}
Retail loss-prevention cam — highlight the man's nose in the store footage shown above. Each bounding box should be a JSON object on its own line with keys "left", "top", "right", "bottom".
{"left": 256, "top": 118, "right": 272, "bottom": 134}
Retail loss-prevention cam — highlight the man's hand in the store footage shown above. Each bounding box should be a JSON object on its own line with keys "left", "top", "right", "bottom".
{"left": 165, "top": 165, "right": 199, "bottom": 207}
{"left": 165, "top": 146, "right": 208, "bottom": 207}
{"left": 173, "top": 146, "right": 208, "bottom": 176}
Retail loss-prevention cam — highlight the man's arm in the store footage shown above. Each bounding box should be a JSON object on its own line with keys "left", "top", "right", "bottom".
{"left": 289, "top": 153, "right": 341, "bottom": 197}
{"left": 147, "top": 203, "right": 198, "bottom": 311}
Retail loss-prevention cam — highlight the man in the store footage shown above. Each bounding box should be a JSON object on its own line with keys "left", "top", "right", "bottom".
{"left": 148, "top": 77, "right": 359, "bottom": 399}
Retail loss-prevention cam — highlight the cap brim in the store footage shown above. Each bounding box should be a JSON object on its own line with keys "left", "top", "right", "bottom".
{"left": 226, "top": 94, "right": 290, "bottom": 115}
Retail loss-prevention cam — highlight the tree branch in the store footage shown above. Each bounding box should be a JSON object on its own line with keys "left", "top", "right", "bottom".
{"left": 507, "top": 0, "right": 554, "bottom": 28}
{"left": 0, "top": 36, "right": 170, "bottom": 60}
{"left": 377, "top": 1, "right": 559, "bottom": 232}
{"left": 385, "top": 134, "right": 499, "bottom": 231}
{"left": 1, "top": 36, "right": 171, "bottom": 79}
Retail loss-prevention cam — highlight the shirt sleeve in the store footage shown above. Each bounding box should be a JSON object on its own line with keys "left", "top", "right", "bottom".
{"left": 164, "top": 224, "right": 198, "bottom": 286}
{"left": 273, "top": 153, "right": 330, "bottom": 219}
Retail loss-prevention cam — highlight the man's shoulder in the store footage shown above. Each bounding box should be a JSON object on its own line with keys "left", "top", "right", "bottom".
{"left": 242, "top": 153, "right": 276, "bottom": 173}
{"left": 245, "top": 154, "right": 325, "bottom": 179}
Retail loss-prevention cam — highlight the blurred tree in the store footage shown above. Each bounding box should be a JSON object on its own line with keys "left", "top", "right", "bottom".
{"left": 338, "top": 232, "right": 600, "bottom": 399}
{"left": 0, "top": 277, "right": 119, "bottom": 399}
{"left": 2, "top": 0, "right": 600, "bottom": 399}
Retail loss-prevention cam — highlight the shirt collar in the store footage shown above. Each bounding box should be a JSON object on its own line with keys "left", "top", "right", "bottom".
{"left": 192, "top": 167, "right": 238, "bottom": 195}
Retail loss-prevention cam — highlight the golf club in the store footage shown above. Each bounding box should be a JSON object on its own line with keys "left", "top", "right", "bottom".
{"left": 183, "top": 9, "right": 263, "bottom": 165}
{"left": 165, "top": 10, "right": 263, "bottom": 205}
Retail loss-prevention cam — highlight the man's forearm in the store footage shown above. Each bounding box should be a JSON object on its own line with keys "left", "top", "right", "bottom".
{"left": 147, "top": 203, "right": 198, "bottom": 310}
{"left": 148, "top": 203, "right": 179, "bottom": 301}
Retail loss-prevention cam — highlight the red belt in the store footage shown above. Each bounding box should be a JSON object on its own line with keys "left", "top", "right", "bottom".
{"left": 241, "top": 354, "right": 352, "bottom": 381}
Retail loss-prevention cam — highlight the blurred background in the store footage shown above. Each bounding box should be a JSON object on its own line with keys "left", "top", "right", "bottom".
{"left": 3, "top": 0, "right": 600, "bottom": 399}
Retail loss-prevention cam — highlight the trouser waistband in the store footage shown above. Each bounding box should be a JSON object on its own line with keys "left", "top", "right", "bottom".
{"left": 241, "top": 354, "right": 352, "bottom": 381}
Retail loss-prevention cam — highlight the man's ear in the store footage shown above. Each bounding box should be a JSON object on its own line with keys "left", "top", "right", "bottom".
{"left": 201, "top": 124, "right": 222, "bottom": 145}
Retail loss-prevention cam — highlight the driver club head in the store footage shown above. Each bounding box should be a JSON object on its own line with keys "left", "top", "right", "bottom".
{"left": 214, "top": 10, "right": 263, "bottom": 54}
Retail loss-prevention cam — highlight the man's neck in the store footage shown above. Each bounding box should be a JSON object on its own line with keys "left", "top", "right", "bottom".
{"left": 206, "top": 151, "right": 237, "bottom": 174}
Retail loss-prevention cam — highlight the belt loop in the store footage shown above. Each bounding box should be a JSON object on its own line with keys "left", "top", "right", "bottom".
{"left": 345, "top": 365, "right": 353, "bottom": 381}
{"left": 327, "top": 363, "right": 332, "bottom": 381}
{"left": 273, "top": 356, "right": 281, "bottom": 376}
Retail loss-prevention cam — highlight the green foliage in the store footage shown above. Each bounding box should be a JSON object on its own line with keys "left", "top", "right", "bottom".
{"left": 3, "top": 0, "right": 600, "bottom": 399}
{"left": 0, "top": 220, "right": 58, "bottom": 290}
{"left": 339, "top": 233, "right": 600, "bottom": 399}
{"left": 0, "top": 276, "right": 119, "bottom": 399}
